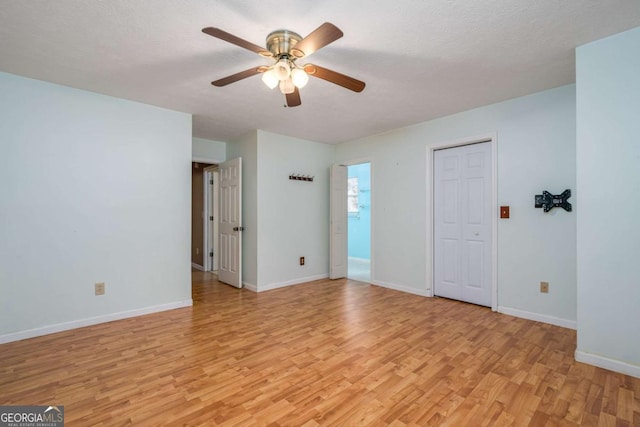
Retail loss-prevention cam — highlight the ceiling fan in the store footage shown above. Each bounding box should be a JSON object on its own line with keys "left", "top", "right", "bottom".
{"left": 202, "top": 22, "right": 366, "bottom": 107}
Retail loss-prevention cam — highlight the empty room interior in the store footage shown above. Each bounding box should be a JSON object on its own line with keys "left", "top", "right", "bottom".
{"left": 1, "top": 1, "right": 640, "bottom": 425}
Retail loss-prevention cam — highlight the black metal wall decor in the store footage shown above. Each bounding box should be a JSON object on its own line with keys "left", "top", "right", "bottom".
{"left": 289, "top": 173, "right": 314, "bottom": 182}
{"left": 535, "top": 189, "right": 572, "bottom": 213}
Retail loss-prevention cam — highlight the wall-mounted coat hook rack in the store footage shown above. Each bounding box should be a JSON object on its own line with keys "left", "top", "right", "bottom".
{"left": 289, "top": 174, "right": 314, "bottom": 182}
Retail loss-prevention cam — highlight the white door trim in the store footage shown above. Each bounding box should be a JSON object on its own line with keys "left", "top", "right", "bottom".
{"left": 426, "top": 133, "right": 498, "bottom": 311}
{"left": 193, "top": 156, "right": 224, "bottom": 164}
{"left": 203, "top": 167, "right": 219, "bottom": 272}
{"left": 204, "top": 169, "right": 212, "bottom": 271}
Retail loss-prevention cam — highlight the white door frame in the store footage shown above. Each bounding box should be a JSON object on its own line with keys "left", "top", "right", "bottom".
{"left": 426, "top": 133, "right": 498, "bottom": 311}
{"left": 204, "top": 167, "right": 219, "bottom": 272}
{"left": 343, "top": 158, "right": 374, "bottom": 282}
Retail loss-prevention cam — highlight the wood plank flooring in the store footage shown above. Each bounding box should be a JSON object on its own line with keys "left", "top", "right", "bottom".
{"left": 1, "top": 272, "right": 639, "bottom": 426}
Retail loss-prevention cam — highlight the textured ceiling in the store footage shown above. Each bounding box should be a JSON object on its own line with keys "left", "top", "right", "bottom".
{"left": 1, "top": 1, "right": 639, "bottom": 144}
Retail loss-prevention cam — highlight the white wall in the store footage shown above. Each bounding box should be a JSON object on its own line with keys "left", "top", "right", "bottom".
{"left": 256, "top": 130, "right": 334, "bottom": 291}
{"left": 226, "top": 131, "right": 259, "bottom": 288}
{"left": 192, "top": 136, "right": 226, "bottom": 162}
{"left": 0, "top": 72, "right": 193, "bottom": 342}
{"left": 576, "top": 27, "right": 640, "bottom": 377}
{"left": 226, "top": 130, "right": 334, "bottom": 291}
{"left": 336, "top": 85, "right": 577, "bottom": 327}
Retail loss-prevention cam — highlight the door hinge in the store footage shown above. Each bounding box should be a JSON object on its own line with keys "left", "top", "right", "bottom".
{"left": 209, "top": 216, "right": 214, "bottom": 221}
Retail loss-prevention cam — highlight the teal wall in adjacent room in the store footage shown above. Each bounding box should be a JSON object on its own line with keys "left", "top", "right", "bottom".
{"left": 348, "top": 163, "right": 371, "bottom": 260}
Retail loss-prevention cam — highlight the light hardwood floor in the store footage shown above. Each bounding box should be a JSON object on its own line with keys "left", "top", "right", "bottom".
{"left": 1, "top": 272, "right": 639, "bottom": 426}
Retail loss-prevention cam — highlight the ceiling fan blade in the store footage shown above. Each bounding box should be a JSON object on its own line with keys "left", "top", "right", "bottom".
{"left": 211, "top": 67, "right": 263, "bottom": 87}
{"left": 290, "top": 23, "right": 343, "bottom": 58}
{"left": 286, "top": 87, "right": 302, "bottom": 107}
{"left": 202, "top": 27, "right": 272, "bottom": 57}
{"left": 303, "top": 64, "right": 366, "bottom": 93}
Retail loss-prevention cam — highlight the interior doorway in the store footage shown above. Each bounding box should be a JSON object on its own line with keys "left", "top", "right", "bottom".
{"left": 191, "top": 162, "right": 218, "bottom": 272}
{"left": 347, "top": 162, "right": 371, "bottom": 282}
{"left": 192, "top": 162, "right": 211, "bottom": 271}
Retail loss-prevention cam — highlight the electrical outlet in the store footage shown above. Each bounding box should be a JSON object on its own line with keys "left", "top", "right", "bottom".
{"left": 95, "top": 282, "right": 105, "bottom": 296}
{"left": 300, "top": 256, "right": 305, "bottom": 266}
{"left": 540, "top": 281, "right": 549, "bottom": 293}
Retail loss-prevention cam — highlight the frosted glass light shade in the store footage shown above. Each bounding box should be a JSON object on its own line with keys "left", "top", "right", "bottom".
{"left": 261, "top": 69, "right": 278, "bottom": 89}
{"left": 279, "top": 78, "right": 295, "bottom": 94}
{"left": 291, "top": 68, "right": 309, "bottom": 88}
{"left": 273, "top": 60, "right": 291, "bottom": 81}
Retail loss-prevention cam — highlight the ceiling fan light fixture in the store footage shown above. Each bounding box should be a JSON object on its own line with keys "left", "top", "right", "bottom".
{"left": 261, "top": 69, "right": 279, "bottom": 89}
{"left": 279, "top": 78, "right": 295, "bottom": 94}
{"left": 273, "top": 59, "right": 291, "bottom": 81}
{"left": 291, "top": 68, "right": 309, "bottom": 88}
{"left": 204, "top": 23, "right": 365, "bottom": 107}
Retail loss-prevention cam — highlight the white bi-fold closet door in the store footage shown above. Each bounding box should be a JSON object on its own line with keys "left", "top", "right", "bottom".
{"left": 434, "top": 142, "right": 492, "bottom": 307}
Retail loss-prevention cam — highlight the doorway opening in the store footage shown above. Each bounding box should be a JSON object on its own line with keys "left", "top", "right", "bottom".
{"left": 191, "top": 162, "right": 219, "bottom": 273}
{"left": 347, "top": 162, "right": 371, "bottom": 282}
{"left": 191, "top": 157, "right": 243, "bottom": 289}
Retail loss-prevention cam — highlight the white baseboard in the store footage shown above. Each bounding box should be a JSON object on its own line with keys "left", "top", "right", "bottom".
{"left": 0, "top": 300, "right": 193, "bottom": 344}
{"left": 371, "top": 280, "right": 431, "bottom": 297}
{"left": 576, "top": 350, "right": 640, "bottom": 379}
{"left": 497, "top": 306, "right": 576, "bottom": 330}
{"left": 257, "top": 274, "right": 329, "bottom": 292}
{"left": 243, "top": 281, "right": 257, "bottom": 292}
{"left": 191, "top": 263, "right": 204, "bottom": 271}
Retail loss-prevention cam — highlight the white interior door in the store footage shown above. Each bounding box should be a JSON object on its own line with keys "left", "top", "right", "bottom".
{"left": 218, "top": 157, "right": 242, "bottom": 288}
{"left": 434, "top": 142, "right": 492, "bottom": 306}
{"left": 330, "top": 164, "right": 347, "bottom": 279}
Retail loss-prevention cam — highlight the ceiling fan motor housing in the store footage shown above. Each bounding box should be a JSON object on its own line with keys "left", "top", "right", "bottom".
{"left": 265, "top": 30, "right": 302, "bottom": 58}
